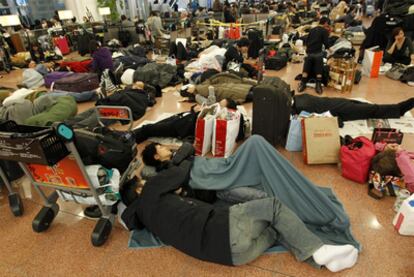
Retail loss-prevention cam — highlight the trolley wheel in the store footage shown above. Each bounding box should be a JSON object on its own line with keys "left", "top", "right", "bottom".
{"left": 32, "top": 204, "right": 59, "bottom": 233}
{"left": 8, "top": 193, "right": 24, "bottom": 217}
{"left": 91, "top": 218, "right": 112, "bottom": 247}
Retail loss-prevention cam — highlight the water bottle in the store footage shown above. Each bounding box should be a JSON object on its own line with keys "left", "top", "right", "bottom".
{"left": 207, "top": 86, "right": 216, "bottom": 105}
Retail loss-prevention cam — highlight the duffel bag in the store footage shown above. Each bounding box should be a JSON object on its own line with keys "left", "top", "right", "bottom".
{"left": 44, "top": 71, "right": 74, "bottom": 88}
{"left": 265, "top": 54, "right": 288, "bottom": 70}
{"left": 74, "top": 127, "right": 137, "bottom": 174}
{"left": 53, "top": 73, "right": 99, "bottom": 92}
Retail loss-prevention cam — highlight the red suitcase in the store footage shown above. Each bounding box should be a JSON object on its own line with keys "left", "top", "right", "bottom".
{"left": 53, "top": 36, "right": 70, "bottom": 55}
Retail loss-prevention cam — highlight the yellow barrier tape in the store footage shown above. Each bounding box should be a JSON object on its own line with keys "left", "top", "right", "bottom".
{"left": 196, "top": 19, "right": 265, "bottom": 27}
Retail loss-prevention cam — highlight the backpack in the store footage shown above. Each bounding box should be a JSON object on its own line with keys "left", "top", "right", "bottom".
{"left": 265, "top": 53, "right": 288, "bottom": 70}
{"left": 74, "top": 128, "right": 137, "bottom": 174}
{"left": 400, "top": 66, "right": 414, "bottom": 83}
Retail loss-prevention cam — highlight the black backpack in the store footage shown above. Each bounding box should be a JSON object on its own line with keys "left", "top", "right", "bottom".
{"left": 74, "top": 128, "right": 137, "bottom": 174}
{"left": 265, "top": 53, "right": 288, "bottom": 70}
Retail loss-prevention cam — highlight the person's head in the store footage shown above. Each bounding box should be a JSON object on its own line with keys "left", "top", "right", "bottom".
{"left": 31, "top": 43, "right": 39, "bottom": 51}
{"left": 34, "top": 19, "right": 41, "bottom": 26}
{"left": 319, "top": 16, "right": 330, "bottom": 28}
{"left": 28, "top": 60, "right": 36, "bottom": 68}
{"left": 89, "top": 40, "right": 100, "bottom": 53}
{"left": 236, "top": 38, "right": 250, "bottom": 54}
{"left": 150, "top": 11, "right": 157, "bottom": 17}
{"left": 145, "top": 47, "right": 154, "bottom": 60}
{"left": 121, "top": 15, "right": 127, "bottom": 21}
{"left": 71, "top": 16, "right": 76, "bottom": 23}
{"left": 142, "top": 143, "right": 173, "bottom": 168}
{"left": 392, "top": 27, "right": 405, "bottom": 41}
{"left": 219, "top": 98, "right": 238, "bottom": 109}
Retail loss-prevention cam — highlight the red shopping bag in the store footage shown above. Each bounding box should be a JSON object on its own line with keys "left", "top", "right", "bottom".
{"left": 194, "top": 104, "right": 220, "bottom": 156}
{"left": 212, "top": 109, "right": 241, "bottom": 158}
{"left": 341, "top": 136, "right": 376, "bottom": 183}
{"left": 53, "top": 36, "right": 70, "bottom": 55}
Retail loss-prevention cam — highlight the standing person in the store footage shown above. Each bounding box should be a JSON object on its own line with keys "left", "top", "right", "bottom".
{"left": 383, "top": 27, "right": 414, "bottom": 65}
{"left": 297, "top": 16, "right": 330, "bottom": 94}
{"left": 151, "top": 0, "right": 161, "bottom": 12}
{"left": 120, "top": 15, "right": 135, "bottom": 47}
{"left": 146, "top": 11, "right": 168, "bottom": 39}
{"left": 89, "top": 40, "right": 113, "bottom": 77}
{"left": 213, "top": 0, "right": 223, "bottom": 12}
{"left": 160, "top": 0, "right": 172, "bottom": 16}
{"left": 224, "top": 1, "right": 236, "bottom": 23}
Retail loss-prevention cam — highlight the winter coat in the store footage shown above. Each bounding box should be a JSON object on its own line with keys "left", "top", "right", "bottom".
{"left": 195, "top": 72, "right": 257, "bottom": 103}
{"left": 133, "top": 63, "right": 177, "bottom": 88}
{"left": 91, "top": 47, "right": 114, "bottom": 72}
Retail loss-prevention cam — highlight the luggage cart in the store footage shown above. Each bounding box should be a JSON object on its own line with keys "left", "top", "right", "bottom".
{"left": 0, "top": 107, "right": 139, "bottom": 246}
{"left": 0, "top": 164, "right": 24, "bottom": 216}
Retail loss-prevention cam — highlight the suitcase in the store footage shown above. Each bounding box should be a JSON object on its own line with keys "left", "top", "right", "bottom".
{"left": 53, "top": 36, "right": 70, "bottom": 55}
{"left": 44, "top": 71, "right": 74, "bottom": 88}
{"left": 265, "top": 54, "right": 288, "bottom": 70}
{"left": 53, "top": 73, "right": 99, "bottom": 92}
{"left": 247, "top": 28, "right": 264, "bottom": 59}
{"left": 252, "top": 77, "right": 292, "bottom": 146}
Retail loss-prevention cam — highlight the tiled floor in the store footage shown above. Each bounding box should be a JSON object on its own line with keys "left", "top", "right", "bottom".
{"left": 1, "top": 55, "right": 414, "bottom": 277}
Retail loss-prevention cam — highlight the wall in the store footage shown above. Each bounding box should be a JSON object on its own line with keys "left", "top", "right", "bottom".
{"left": 64, "top": 0, "right": 101, "bottom": 22}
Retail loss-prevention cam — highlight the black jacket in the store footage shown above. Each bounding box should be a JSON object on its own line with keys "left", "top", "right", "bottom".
{"left": 223, "top": 45, "right": 244, "bottom": 70}
{"left": 305, "top": 26, "right": 329, "bottom": 54}
{"left": 122, "top": 161, "right": 233, "bottom": 265}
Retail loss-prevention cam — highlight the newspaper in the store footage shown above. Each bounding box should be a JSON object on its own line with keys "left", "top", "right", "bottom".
{"left": 340, "top": 112, "right": 414, "bottom": 137}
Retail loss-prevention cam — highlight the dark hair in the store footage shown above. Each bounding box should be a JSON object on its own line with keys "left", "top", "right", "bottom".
{"left": 236, "top": 37, "right": 250, "bottom": 48}
{"left": 392, "top": 27, "right": 404, "bottom": 38}
{"left": 119, "top": 177, "right": 139, "bottom": 206}
{"left": 121, "top": 15, "right": 127, "bottom": 21}
{"left": 319, "top": 16, "right": 330, "bottom": 25}
{"left": 142, "top": 142, "right": 161, "bottom": 167}
{"left": 145, "top": 47, "right": 154, "bottom": 54}
{"left": 225, "top": 98, "right": 238, "bottom": 109}
{"left": 89, "top": 40, "right": 99, "bottom": 53}
{"left": 150, "top": 11, "right": 157, "bottom": 17}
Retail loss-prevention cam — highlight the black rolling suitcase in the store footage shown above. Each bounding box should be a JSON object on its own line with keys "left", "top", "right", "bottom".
{"left": 252, "top": 77, "right": 292, "bottom": 146}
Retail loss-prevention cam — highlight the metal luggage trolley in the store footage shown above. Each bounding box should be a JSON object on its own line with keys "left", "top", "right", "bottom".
{"left": 0, "top": 106, "right": 138, "bottom": 246}
{"left": 0, "top": 163, "right": 24, "bottom": 216}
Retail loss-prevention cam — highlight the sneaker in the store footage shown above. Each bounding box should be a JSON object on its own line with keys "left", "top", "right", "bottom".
{"left": 84, "top": 205, "right": 102, "bottom": 218}
{"left": 297, "top": 81, "right": 306, "bottom": 93}
{"left": 315, "top": 82, "right": 323, "bottom": 94}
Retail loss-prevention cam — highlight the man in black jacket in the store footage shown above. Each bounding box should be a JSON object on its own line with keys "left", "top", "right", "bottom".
{"left": 121, "top": 162, "right": 359, "bottom": 271}
{"left": 223, "top": 38, "right": 258, "bottom": 78}
{"left": 298, "top": 16, "right": 331, "bottom": 94}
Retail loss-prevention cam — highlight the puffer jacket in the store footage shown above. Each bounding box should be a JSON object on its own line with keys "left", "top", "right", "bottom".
{"left": 195, "top": 72, "right": 257, "bottom": 103}
{"left": 133, "top": 63, "right": 177, "bottom": 88}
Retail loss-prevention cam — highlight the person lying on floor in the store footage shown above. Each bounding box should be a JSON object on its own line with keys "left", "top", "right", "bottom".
{"left": 181, "top": 77, "right": 414, "bottom": 126}
{"left": 132, "top": 98, "right": 239, "bottom": 143}
{"left": 122, "top": 139, "right": 359, "bottom": 271}
{"left": 20, "top": 60, "right": 55, "bottom": 89}
{"left": 139, "top": 135, "right": 361, "bottom": 256}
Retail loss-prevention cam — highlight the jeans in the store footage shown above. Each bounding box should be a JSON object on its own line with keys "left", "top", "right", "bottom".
{"left": 217, "top": 187, "right": 268, "bottom": 205}
{"left": 229, "top": 197, "right": 323, "bottom": 265}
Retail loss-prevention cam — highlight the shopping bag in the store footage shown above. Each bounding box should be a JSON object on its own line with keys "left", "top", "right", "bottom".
{"left": 372, "top": 128, "right": 404, "bottom": 144}
{"left": 285, "top": 116, "right": 303, "bottom": 152}
{"left": 302, "top": 117, "right": 341, "bottom": 164}
{"left": 194, "top": 104, "right": 220, "bottom": 156}
{"left": 212, "top": 109, "right": 241, "bottom": 158}
{"left": 361, "top": 47, "right": 383, "bottom": 78}
{"left": 340, "top": 136, "right": 376, "bottom": 183}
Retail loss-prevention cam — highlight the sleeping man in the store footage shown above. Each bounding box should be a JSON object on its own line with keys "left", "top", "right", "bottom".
{"left": 122, "top": 135, "right": 361, "bottom": 271}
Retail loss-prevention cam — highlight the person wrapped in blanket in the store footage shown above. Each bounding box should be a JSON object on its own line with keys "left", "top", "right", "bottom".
{"left": 121, "top": 135, "right": 360, "bottom": 271}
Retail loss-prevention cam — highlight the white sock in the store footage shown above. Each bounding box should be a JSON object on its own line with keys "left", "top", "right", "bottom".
{"left": 326, "top": 248, "right": 358, "bottom": 272}
{"left": 313, "top": 244, "right": 355, "bottom": 266}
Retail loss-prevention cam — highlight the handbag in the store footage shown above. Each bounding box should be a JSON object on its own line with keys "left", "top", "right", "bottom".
{"left": 385, "top": 63, "right": 407, "bottom": 80}
{"left": 340, "top": 136, "right": 376, "bottom": 183}
{"left": 372, "top": 128, "right": 404, "bottom": 144}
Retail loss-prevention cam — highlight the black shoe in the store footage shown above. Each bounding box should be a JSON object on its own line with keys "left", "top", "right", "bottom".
{"left": 315, "top": 82, "right": 323, "bottom": 94}
{"left": 132, "top": 127, "right": 147, "bottom": 144}
{"left": 84, "top": 205, "right": 102, "bottom": 218}
{"left": 297, "top": 82, "right": 306, "bottom": 93}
